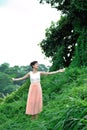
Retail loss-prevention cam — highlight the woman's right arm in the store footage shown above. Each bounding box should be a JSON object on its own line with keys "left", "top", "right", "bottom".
{"left": 12, "top": 73, "right": 30, "bottom": 81}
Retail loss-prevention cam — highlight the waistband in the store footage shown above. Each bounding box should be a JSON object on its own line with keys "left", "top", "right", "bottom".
{"left": 30, "top": 81, "right": 40, "bottom": 84}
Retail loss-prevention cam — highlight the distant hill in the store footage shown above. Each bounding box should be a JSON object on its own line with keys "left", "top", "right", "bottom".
{"left": 0, "top": 67, "right": 87, "bottom": 130}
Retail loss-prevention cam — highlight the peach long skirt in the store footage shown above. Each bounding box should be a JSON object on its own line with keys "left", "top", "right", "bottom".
{"left": 25, "top": 82, "right": 43, "bottom": 115}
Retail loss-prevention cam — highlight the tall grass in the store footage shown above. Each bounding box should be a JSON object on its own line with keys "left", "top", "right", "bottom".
{"left": 0, "top": 67, "right": 87, "bottom": 130}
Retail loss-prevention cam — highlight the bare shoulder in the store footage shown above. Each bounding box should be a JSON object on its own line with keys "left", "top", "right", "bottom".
{"left": 26, "top": 71, "right": 30, "bottom": 76}
{"left": 40, "top": 71, "right": 48, "bottom": 75}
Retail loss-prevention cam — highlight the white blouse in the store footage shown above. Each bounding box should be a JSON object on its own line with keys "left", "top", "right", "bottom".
{"left": 29, "top": 71, "right": 40, "bottom": 83}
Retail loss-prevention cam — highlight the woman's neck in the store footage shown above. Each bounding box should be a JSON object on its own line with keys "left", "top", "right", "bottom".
{"left": 32, "top": 68, "right": 38, "bottom": 73}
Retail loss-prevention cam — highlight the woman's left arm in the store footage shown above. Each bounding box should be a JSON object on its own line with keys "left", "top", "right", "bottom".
{"left": 40, "top": 68, "right": 65, "bottom": 75}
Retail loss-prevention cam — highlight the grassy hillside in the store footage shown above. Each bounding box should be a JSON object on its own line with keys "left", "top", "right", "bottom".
{"left": 0, "top": 67, "right": 87, "bottom": 130}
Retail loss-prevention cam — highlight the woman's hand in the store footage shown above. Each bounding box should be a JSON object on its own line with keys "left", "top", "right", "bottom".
{"left": 12, "top": 78, "right": 16, "bottom": 81}
{"left": 59, "top": 68, "right": 65, "bottom": 72}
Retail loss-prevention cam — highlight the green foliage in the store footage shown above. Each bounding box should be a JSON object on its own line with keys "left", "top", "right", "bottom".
{"left": 0, "top": 67, "right": 87, "bottom": 129}
{"left": 0, "top": 72, "right": 15, "bottom": 97}
{"left": 50, "top": 45, "right": 65, "bottom": 70}
{"left": 40, "top": 16, "right": 78, "bottom": 69}
{"left": 71, "top": 28, "right": 87, "bottom": 67}
{"left": 0, "top": 63, "right": 9, "bottom": 72}
{"left": 39, "top": 0, "right": 87, "bottom": 14}
{"left": 0, "top": 98, "right": 3, "bottom": 103}
{"left": 39, "top": 0, "right": 87, "bottom": 68}
{"left": 4, "top": 80, "right": 30, "bottom": 103}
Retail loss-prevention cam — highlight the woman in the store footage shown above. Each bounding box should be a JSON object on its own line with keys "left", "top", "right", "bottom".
{"left": 12, "top": 61, "right": 65, "bottom": 119}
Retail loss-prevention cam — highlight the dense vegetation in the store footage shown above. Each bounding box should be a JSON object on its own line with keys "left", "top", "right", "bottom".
{"left": 39, "top": 0, "right": 87, "bottom": 70}
{"left": 0, "top": 67, "right": 87, "bottom": 130}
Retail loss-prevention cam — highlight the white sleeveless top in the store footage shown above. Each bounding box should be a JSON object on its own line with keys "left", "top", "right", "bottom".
{"left": 29, "top": 71, "right": 40, "bottom": 83}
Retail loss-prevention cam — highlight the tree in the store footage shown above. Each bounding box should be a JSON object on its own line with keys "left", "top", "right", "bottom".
{"left": 38, "top": 0, "right": 87, "bottom": 69}
{"left": 0, "top": 63, "right": 9, "bottom": 72}
{"left": 40, "top": 17, "right": 78, "bottom": 69}
{"left": 0, "top": 72, "right": 16, "bottom": 97}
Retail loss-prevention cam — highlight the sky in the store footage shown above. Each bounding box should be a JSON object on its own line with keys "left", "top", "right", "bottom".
{"left": 0, "top": 0, "right": 61, "bottom": 67}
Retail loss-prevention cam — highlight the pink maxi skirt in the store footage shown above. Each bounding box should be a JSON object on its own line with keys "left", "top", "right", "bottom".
{"left": 25, "top": 82, "right": 43, "bottom": 115}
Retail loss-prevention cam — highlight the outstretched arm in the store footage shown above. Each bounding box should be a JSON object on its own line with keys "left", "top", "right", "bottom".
{"left": 40, "top": 68, "right": 65, "bottom": 75}
{"left": 12, "top": 73, "right": 30, "bottom": 81}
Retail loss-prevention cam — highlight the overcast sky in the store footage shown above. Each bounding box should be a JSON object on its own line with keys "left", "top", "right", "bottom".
{"left": 0, "top": 0, "right": 61, "bottom": 67}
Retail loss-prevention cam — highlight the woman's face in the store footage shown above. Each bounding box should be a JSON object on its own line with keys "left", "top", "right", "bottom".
{"left": 33, "top": 62, "right": 39, "bottom": 69}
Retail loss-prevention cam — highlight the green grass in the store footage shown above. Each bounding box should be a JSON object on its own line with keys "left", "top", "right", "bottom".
{"left": 0, "top": 67, "right": 87, "bottom": 130}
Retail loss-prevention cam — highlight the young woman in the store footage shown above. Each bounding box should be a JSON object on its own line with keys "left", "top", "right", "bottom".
{"left": 12, "top": 61, "right": 65, "bottom": 119}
